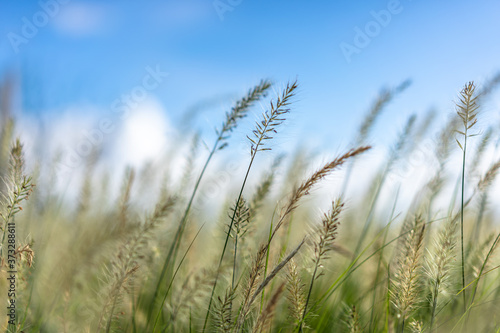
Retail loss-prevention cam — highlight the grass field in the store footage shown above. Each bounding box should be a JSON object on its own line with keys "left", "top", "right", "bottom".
{"left": 0, "top": 77, "right": 499, "bottom": 332}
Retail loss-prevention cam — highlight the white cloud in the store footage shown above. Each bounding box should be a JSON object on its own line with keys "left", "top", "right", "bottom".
{"left": 52, "top": 3, "right": 109, "bottom": 36}
{"left": 115, "top": 98, "right": 171, "bottom": 168}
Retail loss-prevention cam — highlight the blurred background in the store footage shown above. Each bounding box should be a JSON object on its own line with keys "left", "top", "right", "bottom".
{"left": 1, "top": 0, "right": 500, "bottom": 209}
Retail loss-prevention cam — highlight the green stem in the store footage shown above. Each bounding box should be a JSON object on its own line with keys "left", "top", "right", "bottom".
{"left": 460, "top": 134, "right": 467, "bottom": 314}
{"left": 147, "top": 138, "right": 218, "bottom": 325}
{"left": 299, "top": 262, "right": 319, "bottom": 332}
{"left": 202, "top": 154, "right": 257, "bottom": 332}
{"left": 430, "top": 278, "right": 440, "bottom": 332}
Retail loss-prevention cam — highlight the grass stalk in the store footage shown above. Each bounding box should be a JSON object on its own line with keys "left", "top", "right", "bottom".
{"left": 202, "top": 80, "right": 297, "bottom": 332}
{"left": 455, "top": 81, "right": 479, "bottom": 313}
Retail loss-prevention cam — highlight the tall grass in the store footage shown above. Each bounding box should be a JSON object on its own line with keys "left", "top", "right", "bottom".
{"left": 0, "top": 74, "right": 499, "bottom": 332}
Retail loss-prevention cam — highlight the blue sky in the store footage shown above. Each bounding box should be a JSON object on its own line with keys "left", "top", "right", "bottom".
{"left": 1, "top": 0, "right": 500, "bottom": 152}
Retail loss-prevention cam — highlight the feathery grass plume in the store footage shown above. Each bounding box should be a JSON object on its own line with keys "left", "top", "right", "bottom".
{"left": 409, "top": 319, "right": 423, "bottom": 333}
{"left": 467, "top": 233, "right": 494, "bottom": 279}
{"left": 455, "top": 81, "right": 480, "bottom": 312}
{"left": 391, "top": 215, "right": 425, "bottom": 332}
{"left": 413, "top": 109, "right": 437, "bottom": 144}
{"left": 286, "top": 259, "right": 306, "bottom": 325}
{"left": 249, "top": 154, "right": 284, "bottom": 218}
{"left": 469, "top": 127, "right": 493, "bottom": 178}
{"left": 213, "top": 287, "right": 236, "bottom": 333}
{"left": 15, "top": 242, "right": 35, "bottom": 268}
{"left": 150, "top": 79, "right": 271, "bottom": 324}
{"left": 252, "top": 282, "right": 285, "bottom": 333}
{"left": 391, "top": 214, "right": 418, "bottom": 278}
{"left": 237, "top": 243, "right": 268, "bottom": 332}
{"left": 203, "top": 80, "right": 297, "bottom": 332}
{"left": 0, "top": 76, "right": 15, "bottom": 182}
{"left": 76, "top": 148, "right": 100, "bottom": 217}
{"left": 423, "top": 117, "right": 461, "bottom": 223}
{"left": 229, "top": 197, "right": 251, "bottom": 288}
{"left": 219, "top": 79, "right": 273, "bottom": 150}
{"left": 270, "top": 146, "right": 370, "bottom": 243}
{"left": 477, "top": 158, "right": 500, "bottom": 192}
{"left": 471, "top": 158, "right": 500, "bottom": 243}
{"left": 167, "top": 266, "right": 217, "bottom": 329}
{"left": 345, "top": 305, "right": 362, "bottom": 333}
{"left": 0, "top": 119, "right": 14, "bottom": 180}
{"left": 235, "top": 239, "right": 305, "bottom": 332}
{"left": 97, "top": 195, "right": 176, "bottom": 333}
{"left": 0, "top": 139, "right": 35, "bottom": 258}
{"left": 247, "top": 80, "right": 298, "bottom": 155}
{"left": 229, "top": 197, "right": 251, "bottom": 240}
{"left": 354, "top": 114, "right": 416, "bottom": 257}
{"left": 299, "top": 200, "right": 343, "bottom": 332}
{"left": 118, "top": 167, "right": 135, "bottom": 229}
{"left": 477, "top": 71, "right": 500, "bottom": 102}
{"left": 178, "top": 132, "right": 201, "bottom": 193}
{"left": 469, "top": 232, "right": 499, "bottom": 308}
{"left": 341, "top": 79, "right": 411, "bottom": 193}
{"left": 425, "top": 216, "right": 457, "bottom": 331}
{"left": 357, "top": 80, "right": 412, "bottom": 147}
